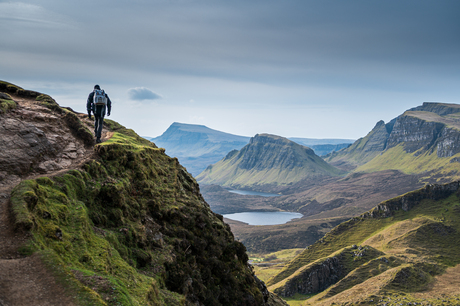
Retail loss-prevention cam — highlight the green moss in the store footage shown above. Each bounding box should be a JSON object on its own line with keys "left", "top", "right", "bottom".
{"left": 0, "top": 98, "right": 16, "bottom": 114}
{"left": 0, "top": 80, "right": 23, "bottom": 93}
{"left": 10, "top": 116, "right": 265, "bottom": 305}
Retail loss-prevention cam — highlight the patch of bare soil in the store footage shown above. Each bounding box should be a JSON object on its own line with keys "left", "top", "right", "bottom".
{"left": 0, "top": 93, "right": 112, "bottom": 305}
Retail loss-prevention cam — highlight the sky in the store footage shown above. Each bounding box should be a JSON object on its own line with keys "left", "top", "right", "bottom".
{"left": 1, "top": 0, "right": 459, "bottom": 140}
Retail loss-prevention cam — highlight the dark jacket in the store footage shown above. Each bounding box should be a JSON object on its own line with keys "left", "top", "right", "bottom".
{"left": 87, "top": 90, "right": 112, "bottom": 117}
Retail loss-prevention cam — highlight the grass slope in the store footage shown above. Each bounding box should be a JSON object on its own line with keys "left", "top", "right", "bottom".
{"left": 266, "top": 182, "right": 460, "bottom": 305}
{"left": 356, "top": 144, "right": 460, "bottom": 183}
{"left": 9, "top": 96, "right": 269, "bottom": 305}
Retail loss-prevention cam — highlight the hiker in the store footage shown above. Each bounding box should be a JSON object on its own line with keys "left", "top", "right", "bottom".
{"left": 87, "top": 85, "right": 111, "bottom": 143}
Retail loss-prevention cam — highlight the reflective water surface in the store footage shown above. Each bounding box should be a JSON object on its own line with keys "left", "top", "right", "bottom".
{"left": 223, "top": 211, "right": 303, "bottom": 225}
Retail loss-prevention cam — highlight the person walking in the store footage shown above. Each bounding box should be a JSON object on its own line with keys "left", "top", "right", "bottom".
{"left": 87, "top": 85, "right": 111, "bottom": 143}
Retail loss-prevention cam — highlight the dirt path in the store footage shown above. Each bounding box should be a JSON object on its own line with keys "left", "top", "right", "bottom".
{"left": 0, "top": 94, "right": 112, "bottom": 305}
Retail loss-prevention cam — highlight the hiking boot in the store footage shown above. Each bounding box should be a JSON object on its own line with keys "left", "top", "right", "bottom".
{"left": 96, "top": 138, "right": 102, "bottom": 143}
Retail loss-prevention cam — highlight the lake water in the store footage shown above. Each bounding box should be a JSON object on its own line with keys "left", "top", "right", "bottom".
{"left": 227, "top": 189, "right": 280, "bottom": 197}
{"left": 223, "top": 211, "right": 303, "bottom": 225}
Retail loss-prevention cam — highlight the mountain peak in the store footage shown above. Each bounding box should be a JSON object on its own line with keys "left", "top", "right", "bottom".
{"left": 197, "top": 133, "right": 344, "bottom": 191}
{"left": 250, "top": 133, "right": 294, "bottom": 146}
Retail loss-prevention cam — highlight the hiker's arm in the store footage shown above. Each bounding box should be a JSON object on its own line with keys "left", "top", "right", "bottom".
{"left": 106, "top": 94, "right": 112, "bottom": 116}
{"left": 86, "top": 93, "right": 94, "bottom": 119}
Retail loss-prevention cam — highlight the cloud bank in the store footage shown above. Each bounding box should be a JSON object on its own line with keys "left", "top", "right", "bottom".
{"left": 128, "top": 87, "right": 162, "bottom": 101}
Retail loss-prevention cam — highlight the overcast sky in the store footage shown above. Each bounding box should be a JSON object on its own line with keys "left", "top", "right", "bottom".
{"left": 2, "top": 0, "right": 459, "bottom": 139}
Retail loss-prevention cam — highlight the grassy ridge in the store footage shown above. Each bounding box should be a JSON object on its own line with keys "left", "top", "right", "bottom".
{"left": 266, "top": 183, "right": 460, "bottom": 305}
{"left": 10, "top": 113, "right": 267, "bottom": 305}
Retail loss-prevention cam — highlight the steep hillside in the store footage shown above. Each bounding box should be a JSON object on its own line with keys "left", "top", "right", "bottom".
{"left": 326, "top": 102, "right": 460, "bottom": 183}
{"left": 267, "top": 181, "right": 460, "bottom": 305}
{"left": 196, "top": 134, "right": 345, "bottom": 192}
{"left": 149, "top": 122, "right": 250, "bottom": 176}
{"left": 0, "top": 81, "right": 286, "bottom": 306}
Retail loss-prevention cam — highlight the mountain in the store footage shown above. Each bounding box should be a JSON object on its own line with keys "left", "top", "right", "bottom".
{"left": 0, "top": 81, "right": 287, "bottom": 306}
{"left": 196, "top": 134, "right": 345, "bottom": 192}
{"left": 326, "top": 102, "right": 460, "bottom": 183}
{"left": 201, "top": 102, "right": 460, "bottom": 254}
{"left": 149, "top": 122, "right": 250, "bottom": 176}
{"left": 266, "top": 180, "right": 460, "bottom": 305}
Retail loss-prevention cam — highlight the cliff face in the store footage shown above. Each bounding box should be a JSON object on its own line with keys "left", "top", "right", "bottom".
{"left": 196, "top": 134, "right": 344, "bottom": 191}
{"left": 0, "top": 81, "right": 286, "bottom": 306}
{"left": 327, "top": 102, "right": 460, "bottom": 179}
{"left": 276, "top": 256, "right": 343, "bottom": 297}
{"left": 385, "top": 115, "right": 444, "bottom": 154}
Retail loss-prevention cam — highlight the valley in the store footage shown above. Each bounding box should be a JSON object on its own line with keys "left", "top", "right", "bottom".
{"left": 188, "top": 102, "right": 460, "bottom": 304}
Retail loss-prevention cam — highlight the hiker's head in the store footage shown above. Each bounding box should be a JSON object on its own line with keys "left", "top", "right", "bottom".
{"left": 94, "top": 85, "right": 101, "bottom": 90}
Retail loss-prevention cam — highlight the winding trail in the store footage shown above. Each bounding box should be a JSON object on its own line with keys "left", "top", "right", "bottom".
{"left": 0, "top": 93, "right": 111, "bottom": 306}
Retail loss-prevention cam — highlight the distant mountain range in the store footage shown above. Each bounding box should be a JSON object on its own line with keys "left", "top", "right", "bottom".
{"left": 146, "top": 122, "right": 250, "bottom": 176}
{"left": 196, "top": 133, "right": 345, "bottom": 191}
{"left": 146, "top": 122, "right": 354, "bottom": 176}
{"left": 201, "top": 102, "right": 460, "bottom": 255}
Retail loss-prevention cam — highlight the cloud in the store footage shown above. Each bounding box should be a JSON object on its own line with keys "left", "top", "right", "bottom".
{"left": 128, "top": 87, "right": 162, "bottom": 101}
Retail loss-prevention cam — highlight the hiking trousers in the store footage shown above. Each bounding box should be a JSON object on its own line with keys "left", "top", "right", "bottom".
{"left": 94, "top": 115, "right": 104, "bottom": 140}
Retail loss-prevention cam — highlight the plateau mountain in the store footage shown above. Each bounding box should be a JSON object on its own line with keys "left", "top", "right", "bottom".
{"left": 0, "top": 81, "right": 286, "bottom": 306}
{"left": 196, "top": 134, "right": 345, "bottom": 192}
{"left": 147, "top": 122, "right": 250, "bottom": 176}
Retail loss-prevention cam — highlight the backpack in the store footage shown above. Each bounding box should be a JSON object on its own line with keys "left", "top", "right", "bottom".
{"left": 93, "top": 89, "right": 107, "bottom": 106}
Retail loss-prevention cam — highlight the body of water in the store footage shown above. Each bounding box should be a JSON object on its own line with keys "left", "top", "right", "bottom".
{"left": 223, "top": 211, "right": 303, "bottom": 225}
{"left": 227, "top": 189, "right": 280, "bottom": 197}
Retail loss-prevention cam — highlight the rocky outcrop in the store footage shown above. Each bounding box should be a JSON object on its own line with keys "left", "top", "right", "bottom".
{"left": 386, "top": 115, "right": 445, "bottom": 154}
{"left": 364, "top": 181, "right": 460, "bottom": 218}
{"left": 0, "top": 93, "right": 92, "bottom": 188}
{"left": 436, "top": 126, "right": 460, "bottom": 158}
{"left": 275, "top": 256, "right": 343, "bottom": 297}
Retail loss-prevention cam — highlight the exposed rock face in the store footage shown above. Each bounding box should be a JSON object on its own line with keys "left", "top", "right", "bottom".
{"left": 275, "top": 256, "right": 343, "bottom": 297}
{"left": 386, "top": 115, "right": 444, "bottom": 154}
{"left": 363, "top": 120, "right": 391, "bottom": 153}
{"left": 436, "top": 127, "right": 460, "bottom": 158}
{"left": 364, "top": 181, "right": 460, "bottom": 218}
{"left": 0, "top": 94, "right": 91, "bottom": 188}
{"left": 327, "top": 102, "right": 460, "bottom": 166}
